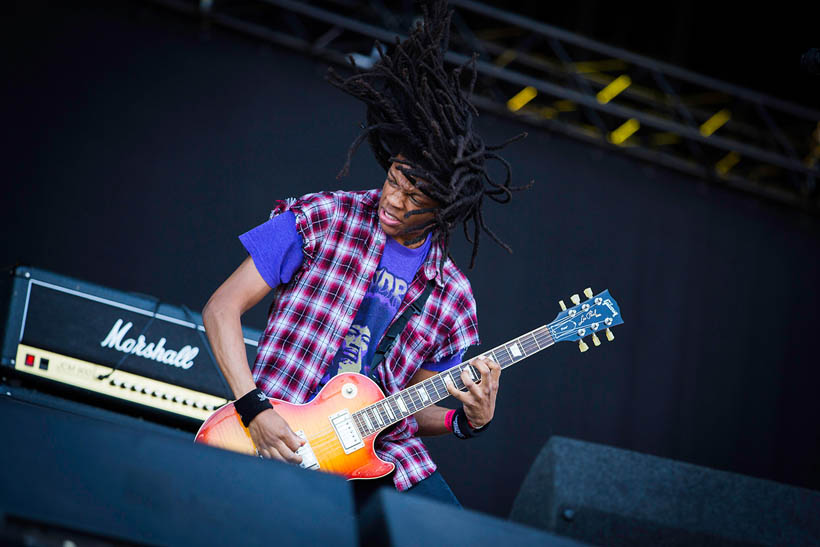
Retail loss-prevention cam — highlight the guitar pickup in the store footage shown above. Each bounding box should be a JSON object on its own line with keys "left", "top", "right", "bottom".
{"left": 329, "top": 409, "right": 364, "bottom": 454}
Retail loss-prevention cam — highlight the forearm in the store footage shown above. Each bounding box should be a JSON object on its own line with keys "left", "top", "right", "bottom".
{"left": 413, "top": 405, "right": 452, "bottom": 436}
{"left": 202, "top": 299, "right": 257, "bottom": 399}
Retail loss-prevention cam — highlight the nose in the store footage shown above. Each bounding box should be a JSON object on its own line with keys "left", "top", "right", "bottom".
{"left": 386, "top": 186, "right": 408, "bottom": 211}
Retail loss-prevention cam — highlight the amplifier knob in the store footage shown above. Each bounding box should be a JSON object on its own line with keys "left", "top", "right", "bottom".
{"left": 132, "top": 384, "right": 141, "bottom": 392}
{"left": 122, "top": 382, "right": 132, "bottom": 390}
{"left": 183, "top": 399, "right": 192, "bottom": 406}
{"left": 192, "top": 401, "right": 201, "bottom": 408}
{"left": 150, "top": 390, "right": 159, "bottom": 397}
{"left": 173, "top": 395, "right": 181, "bottom": 403}
{"left": 203, "top": 404, "right": 213, "bottom": 411}
{"left": 161, "top": 393, "right": 170, "bottom": 400}
{"left": 141, "top": 387, "right": 151, "bottom": 394}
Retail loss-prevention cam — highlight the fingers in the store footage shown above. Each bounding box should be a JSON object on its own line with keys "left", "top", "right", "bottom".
{"left": 443, "top": 374, "right": 467, "bottom": 403}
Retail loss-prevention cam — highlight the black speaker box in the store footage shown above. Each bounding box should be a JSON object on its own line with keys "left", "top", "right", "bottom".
{"left": 0, "top": 391, "right": 357, "bottom": 546}
{"left": 360, "top": 487, "right": 590, "bottom": 546}
{"left": 510, "top": 436, "right": 820, "bottom": 546}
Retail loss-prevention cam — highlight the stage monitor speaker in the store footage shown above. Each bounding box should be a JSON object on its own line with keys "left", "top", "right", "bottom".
{"left": 0, "top": 394, "right": 357, "bottom": 547}
{"left": 510, "top": 436, "right": 820, "bottom": 546}
{"left": 359, "top": 487, "right": 590, "bottom": 547}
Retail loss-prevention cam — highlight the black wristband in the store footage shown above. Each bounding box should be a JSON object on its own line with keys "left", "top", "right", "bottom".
{"left": 234, "top": 388, "right": 273, "bottom": 427}
{"left": 452, "top": 407, "right": 490, "bottom": 439}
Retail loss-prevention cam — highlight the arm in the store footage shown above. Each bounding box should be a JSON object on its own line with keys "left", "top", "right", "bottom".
{"left": 202, "top": 256, "right": 304, "bottom": 463}
{"left": 408, "top": 357, "right": 501, "bottom": 437}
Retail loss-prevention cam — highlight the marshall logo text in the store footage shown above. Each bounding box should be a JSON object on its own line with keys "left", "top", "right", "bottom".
{"left": 100, "top": 319, "right": 199, "bottom": 369}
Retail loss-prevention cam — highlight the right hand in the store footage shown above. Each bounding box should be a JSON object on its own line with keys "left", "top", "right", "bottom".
{"left": 247, "top": 408, "right": 305, "bottom": 464}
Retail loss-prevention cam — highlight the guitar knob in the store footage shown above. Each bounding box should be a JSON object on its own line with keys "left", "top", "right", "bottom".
{"left": 606, "top": 328, "right": 615, "bottom": 341}
{"left": 578, "top": 339, "right": 589, "bottom": 352}
{"left": 592, "top": 333, "right": 601, "bottom": 346}
{"left": 559, "top": 300, "right": 567, "bottom": 311}
{"left": 571, "top": 294, "right": 580, "bottom": 305}
{"left": 583, "top": 287, "right": 593, "bottom": 299}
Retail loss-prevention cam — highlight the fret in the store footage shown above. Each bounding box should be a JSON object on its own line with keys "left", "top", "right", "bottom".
{"left": 507, "top": 341, "right": 523, "bottom": 359}
{"left": 370, "top": 407, "right": 382, "bottom": 427}
{"left": 363, "top": 411, "right": 373, "bottom": 431}
{"left": 383, "top": 401, "right": 395, "bottom": 420}
{"left": 498, "top": 346, "right": 513, "bottom": 366}
{"left": 526, "top": 332, "right": 540, "bottom": 351}
{"left": 402, "top": 392, "right": 417, "bottom": 413}
{"left": 430, "top": 377, "right": 446, "bottom": 400}
{"left": 423, "top": 382, "right": 437, "bottom": 402}
{"left": 417, "top": 384, "right": 430, "bottom": 404}
{"left": 395, "top": 394, "right": 408, "bottom": 414}
{"left": 392, "top": 397, "right": 405, "bottom": 419}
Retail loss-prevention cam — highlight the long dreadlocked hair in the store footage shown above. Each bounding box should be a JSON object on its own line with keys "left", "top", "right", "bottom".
{"left": 326, "top": 0, "right": 532, "bottom": 269}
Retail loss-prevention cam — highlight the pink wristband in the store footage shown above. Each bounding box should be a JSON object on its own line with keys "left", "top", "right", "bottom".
{"left": 444, "top": 409, "right": 456, "bottom": 432}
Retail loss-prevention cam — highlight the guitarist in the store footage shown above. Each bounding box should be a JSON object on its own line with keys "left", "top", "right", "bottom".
{"left": 202, "top": 0, "right": 531, "bottom": 506}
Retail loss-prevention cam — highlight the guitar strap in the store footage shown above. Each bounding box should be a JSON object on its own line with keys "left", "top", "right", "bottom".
{"left": 368, "top": 279, "right": 435, "bottom": 386}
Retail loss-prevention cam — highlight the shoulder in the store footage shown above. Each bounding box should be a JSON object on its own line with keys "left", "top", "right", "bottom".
{"left": 271, "top": 188, "right": 380, "bottom": 220}
{"left": 436, "top": 256, "right": 477, "bottom": 316}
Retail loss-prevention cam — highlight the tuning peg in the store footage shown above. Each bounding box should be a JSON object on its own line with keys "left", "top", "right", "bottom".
{"left": 578, "top": 339, "right": 589, "bottom": 352}
{"left": 605, "top": 328, "right": 614, "bottom": 342}
{"left": 559, "top": 300, "right": 567, "bottom": 311}
{"left": 584, "top": 287, "right": 593, "bottom": 299}
{"left": 570, "top": 294, "right": 580, "bottom": 305}
{"left": 591, "top": 333, "right": 601, "bottom": 346}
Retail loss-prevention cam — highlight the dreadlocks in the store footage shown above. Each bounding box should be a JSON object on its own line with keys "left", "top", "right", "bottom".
{"left": 326, "top": 0, "right": 532, "bottom": 268}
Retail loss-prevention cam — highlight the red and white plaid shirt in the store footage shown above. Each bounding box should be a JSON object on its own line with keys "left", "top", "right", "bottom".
{"left": 251, "top": 188, "right": 480, "bottom": 490}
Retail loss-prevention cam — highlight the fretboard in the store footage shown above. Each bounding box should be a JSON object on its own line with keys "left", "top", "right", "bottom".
{"left": 351, "top": 324, "right": 555, "bottom": 437}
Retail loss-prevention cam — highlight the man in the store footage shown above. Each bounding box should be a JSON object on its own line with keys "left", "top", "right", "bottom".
{"left": 202, "top": 0, "right": 530, "bottom": 505}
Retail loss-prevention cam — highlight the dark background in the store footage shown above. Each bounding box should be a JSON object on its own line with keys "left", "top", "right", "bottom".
{"left": 3, "top": 1, "right": 819, "bottom": 518}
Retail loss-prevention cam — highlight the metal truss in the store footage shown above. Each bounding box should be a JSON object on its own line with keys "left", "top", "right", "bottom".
{"left": 146, "top": 0, "right": 820, "bottom": 213}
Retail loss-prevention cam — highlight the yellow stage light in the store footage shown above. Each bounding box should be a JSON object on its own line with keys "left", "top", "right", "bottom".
{"left": 507, "top": 86, "right": 537, "bottom": 112}
{"left": 716, "top": 151, "right": 740, "bottom": 175}
{"left": 700, "top": 109, "right": 731, "bottom": 136}
{"left": 609, "top": 118, "right": 640, "bottom": 145}
{"left": 596, "top": 75, "right": 631, "bottom": 104}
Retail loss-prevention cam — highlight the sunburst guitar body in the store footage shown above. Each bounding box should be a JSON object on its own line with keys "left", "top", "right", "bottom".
{"left": 195, "top": 372, "right": 395, "bottom": 480}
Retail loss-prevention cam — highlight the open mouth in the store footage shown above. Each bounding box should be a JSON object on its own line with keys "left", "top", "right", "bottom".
{"left": 379, "top": 207, "right": 402, "bottom": 227}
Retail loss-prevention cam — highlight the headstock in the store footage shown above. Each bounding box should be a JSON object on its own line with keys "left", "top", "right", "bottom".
{"left": 551, "top": 287, "right": 623, "bottom": 352}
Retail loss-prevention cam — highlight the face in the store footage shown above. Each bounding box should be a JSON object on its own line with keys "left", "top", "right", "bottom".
{"left": 378, "top": 157, "right": 440, "bottom": 248}
{"left": 339, "top": 324, "right": 371, "bottom": 369}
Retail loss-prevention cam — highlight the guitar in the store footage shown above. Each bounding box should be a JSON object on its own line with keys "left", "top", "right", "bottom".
{"left": 194, "top": 288, "right": 623, "bottom": 479}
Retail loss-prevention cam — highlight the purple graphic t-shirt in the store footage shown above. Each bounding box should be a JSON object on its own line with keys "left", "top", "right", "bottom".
{"left": 317, "top": 233, "right": 431, "bottom": 389}
{"left": 239, "top": 212, "right": 462, "bottom": 387}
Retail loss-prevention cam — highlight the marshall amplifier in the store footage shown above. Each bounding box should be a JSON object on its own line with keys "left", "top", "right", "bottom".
{"left": 0, "top": 266, "right": 261, "bottom": 425}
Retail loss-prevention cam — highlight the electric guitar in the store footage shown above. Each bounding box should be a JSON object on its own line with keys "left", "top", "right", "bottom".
{"left": 195, "top": 288, "right": 623, "bottom": 479}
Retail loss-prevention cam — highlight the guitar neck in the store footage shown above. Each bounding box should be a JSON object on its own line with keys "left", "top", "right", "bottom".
{"left": 351, "top": 324, "right": 556, "bottom": 437}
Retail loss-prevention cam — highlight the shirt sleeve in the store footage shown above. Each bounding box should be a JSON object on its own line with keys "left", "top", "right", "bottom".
{"left": 239, "top": 211, "right": 304, "bottom": 288}
{"left": 268, "top": 191, "right": 338, "bottom": 268}
{"left": 420, "top": 350, "right": 465, "bottom": 372}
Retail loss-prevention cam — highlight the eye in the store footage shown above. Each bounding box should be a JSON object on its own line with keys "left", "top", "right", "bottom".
{"left": 410, "top": 195, "right": 423, "bottom": 206}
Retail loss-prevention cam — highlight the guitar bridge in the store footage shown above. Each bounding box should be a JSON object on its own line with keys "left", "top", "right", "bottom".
{"left": 329, "top": 409, "right": 364, "bottom": 454}
{"left": 294, "top": 430, "right": 320, "bottom": 470}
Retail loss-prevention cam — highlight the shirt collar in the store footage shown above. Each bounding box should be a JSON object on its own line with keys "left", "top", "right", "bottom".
{"left": 365, "top": 188, "right": 445, "bottom": 287}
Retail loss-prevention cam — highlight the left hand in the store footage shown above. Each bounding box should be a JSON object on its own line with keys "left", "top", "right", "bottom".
{"left": 444, "top": 356, "right": 501, "bottom": 429}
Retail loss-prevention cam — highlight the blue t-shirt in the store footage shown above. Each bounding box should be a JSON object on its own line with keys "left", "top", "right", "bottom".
{"left": 239, "top": 212, "right": 462, "bottom": 382}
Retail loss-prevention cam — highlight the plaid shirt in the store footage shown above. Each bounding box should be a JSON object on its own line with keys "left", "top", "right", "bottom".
{"left": 251, "top": 188, "right": 480, "bottom": 490}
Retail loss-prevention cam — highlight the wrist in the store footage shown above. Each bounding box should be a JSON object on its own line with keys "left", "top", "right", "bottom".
{"left": 444, "top": 408, "right": 457, "bottom": 433}
{"left": 234, "top": 387, "right": 273, "bottom": 427}
{"left": 452, "top": 407, "right": 490, "bottom": 439}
